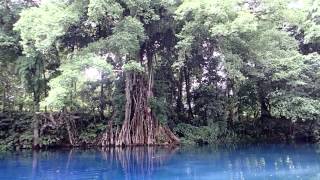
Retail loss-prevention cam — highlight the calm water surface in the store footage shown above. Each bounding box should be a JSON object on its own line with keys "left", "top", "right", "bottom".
{"left": 0, "top": 144, "right": 320, "bottom": 180}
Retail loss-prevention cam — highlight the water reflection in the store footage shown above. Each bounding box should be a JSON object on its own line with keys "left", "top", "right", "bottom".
{"left": 100, "top": 147, "right": 178, "bottom": 180}
{"left": 0, "top": 144, "right": 320, "bottom": 179}
{"left": 194, "top": 144, "right": 320, "bottom": 180}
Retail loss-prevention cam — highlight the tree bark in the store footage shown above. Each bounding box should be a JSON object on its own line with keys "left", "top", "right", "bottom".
{"left": 227, "top": 82, "right": 239, "bottom": 128}
{"left": 66, "top": 111, "right": 78, "bottom": 146}
{"left": 99, "top": 75, "right": 106, "bottom": 120}
{"left": 101, "top": 54, "right": 179, "bottom": 146}
{"left": 184, "top": 66, "right": 194, "bottom": 120}
{"left": 33, "top": 94, "right": 40, "bottom": 149}
{"left": 176, "top": 70, "right": 184, "bottom": 122}
{"left": 43, "top": 65, "right": 47, "bottom": 113}
{"left": 257, "top": 81, "right": 271, "bottom": 119}
{"left": 33, "top": 60, "right": 42, "bottom": 149}
{"left": 2, "top": 84, "right": 6, "bottom": 112}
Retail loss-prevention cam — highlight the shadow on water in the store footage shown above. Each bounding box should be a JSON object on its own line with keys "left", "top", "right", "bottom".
{"left": 1, "top": 144, "right": 320, "bottom": 179}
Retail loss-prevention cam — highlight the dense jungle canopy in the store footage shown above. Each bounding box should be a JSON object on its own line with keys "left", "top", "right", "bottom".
{"left": 1, "top": 0, "right": 320, "bottom": 150}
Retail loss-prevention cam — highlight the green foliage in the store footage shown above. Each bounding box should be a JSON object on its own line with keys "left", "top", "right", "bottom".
{"left": 193, "top": 85, "right": 227, "bottom": 124}
{"left": 107, "top": 17, "right": 146, "bottom": 55}
{"left": 271, "top": 92, "right": 320, "bottom": 121}
{"left": 302, "top": 0, "right": 320, "bottom": 43}
{"left": 1, "top": 0, "right": 320, "bottom": 149}
{"left": 112, "top": 91, "right": 126, "bottom": 124}
{"left": 174, "top": 123, "right": 238, "bottom": 145}
{"left": 42, "top": 53, "right": 113, "bottom": 109}
{"left": 79, "top": 123, "right": 106, "bottom": 144}
{"left": 88, "top": 0, "right": 123, "bottom": 22}
{"left": 0, "top": 31, "right": 16, "bottom": 48}
{"left": 149, "top": 97, "right": 168, "bottom": 124}
{"left": 14, "top": 0, "right": 84, "bottom": 55}
{"left": 259, "top": 0, "right": 305, "bottom": 24}
{"left": 16, "top": 55, "right": 46, "bottom": 95}
{"left": 123, "top": 60, "right": 144, "bottom": 73}
{"left": 0, "top": 112, "right": 33, "bottom": 150}
{"left": 123, "top": 0, "right": 160, "bottom": 23}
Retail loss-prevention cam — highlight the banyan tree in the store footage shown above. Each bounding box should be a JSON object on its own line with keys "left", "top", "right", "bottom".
{"left": 14, "top": 0, "right": 180, "bottom": 147}
{"left": 98, "top": 7, "right": 181, "bottom": 146}
{"left": 89, "top": 0, "right": 180, "bottom": 146}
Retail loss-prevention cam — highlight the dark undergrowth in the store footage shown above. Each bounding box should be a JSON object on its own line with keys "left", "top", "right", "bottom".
{"left": 1, "top": 112, "right": 319, "bottom": 151}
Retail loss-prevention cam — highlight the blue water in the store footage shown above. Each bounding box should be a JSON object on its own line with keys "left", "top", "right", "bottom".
{"left": 0, "top": 144, "right": 320, "bottom": 180}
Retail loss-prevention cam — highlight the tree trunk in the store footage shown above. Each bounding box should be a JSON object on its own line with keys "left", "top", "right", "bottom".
{"left": 2, "top": 84, "right": 6, "bottom": 112}
{"left": 43, "top": 66, "right": 47, "bottom": 113}
{"left": 184, "top": 67, "right": 194, "bottom": 120}
{"left": 101, "top": 55, "right": 179, "bottom": 146}
{"left": 33, "top": 96, "right": 40, "bottom": 149}
{"left": 99, "top": 75, "right": 105, "bottom": 120}
{"left": 257, "top": 82, "right": 271, "bottom": 119}
{"left": 66, "top": 111, "right": 78, "bottom": 146}
{"left": 227, "top": 82, "right": 239, "bottom": 128}
{"left": 176, "top": 70, "right": 184, "bottom": 122}
{"left": 33, "top": 58, "right": 43, "bottom": 149}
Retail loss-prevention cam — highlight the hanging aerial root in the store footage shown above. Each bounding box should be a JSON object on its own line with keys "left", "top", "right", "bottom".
{"left": 38, "top": 112, "right": 79, "bottom": 146}
{"left": 99, "top": 120, "right": 180, "bottom": 147}
{"left": 100, "top": 72, "right": 179, "bottom": 147}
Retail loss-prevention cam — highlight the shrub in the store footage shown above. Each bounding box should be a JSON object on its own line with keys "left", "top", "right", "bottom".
{"left": 174, "top": 122, "right": 239, "bottom": 145}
